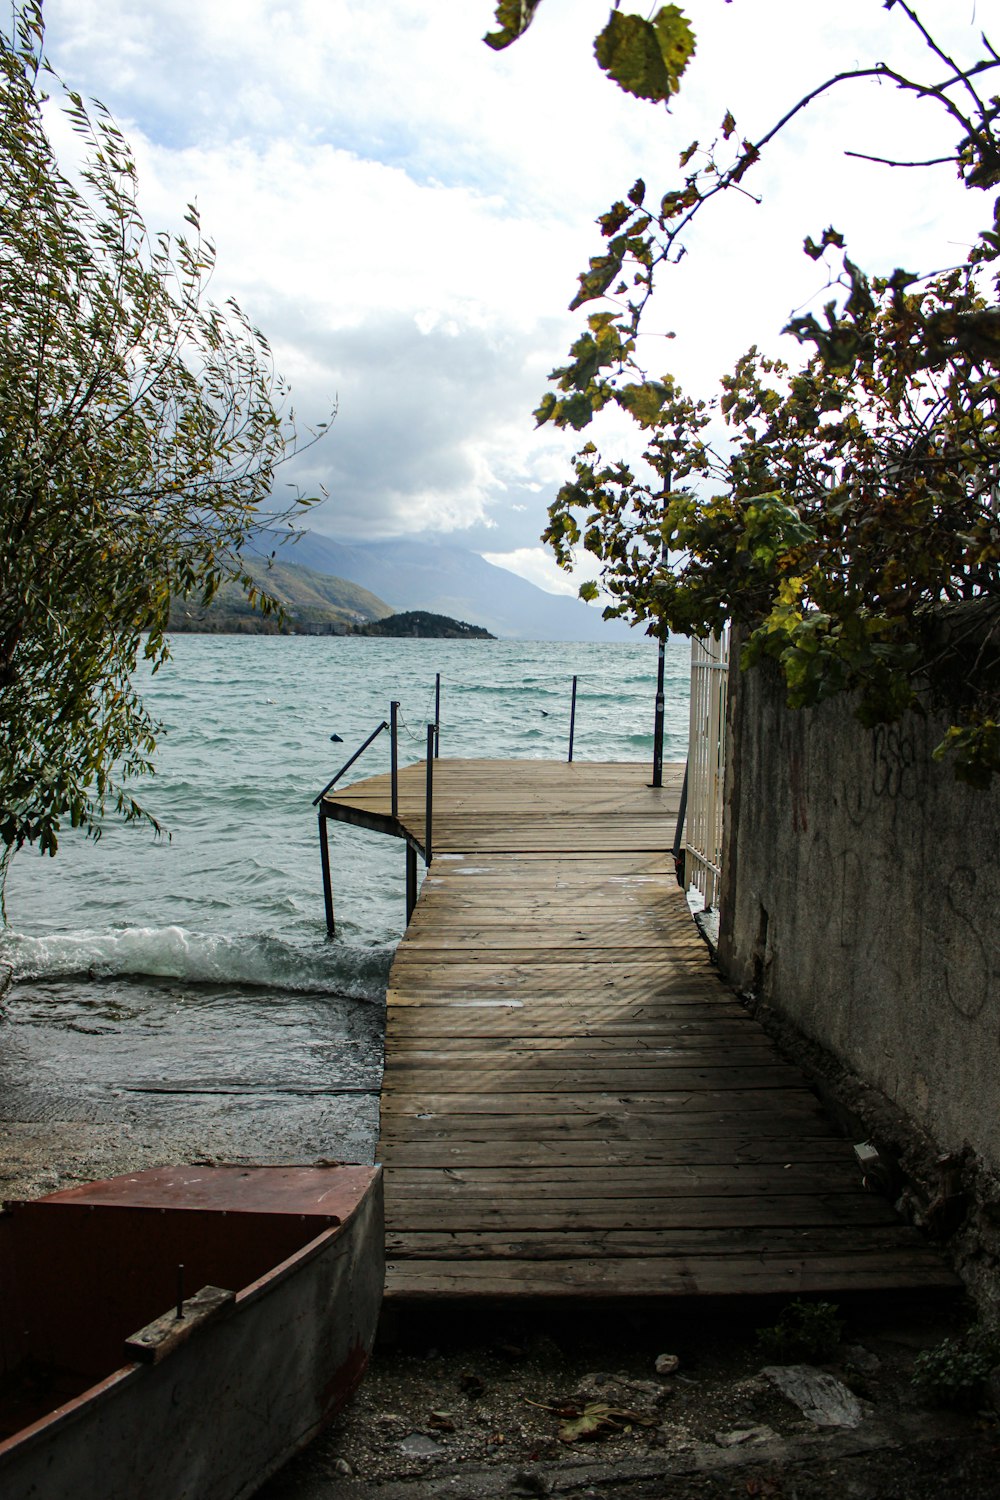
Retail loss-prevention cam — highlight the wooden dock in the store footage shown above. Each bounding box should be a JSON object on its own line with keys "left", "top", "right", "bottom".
{"left": 321, "top": 759, "right": 956, "bottom": 1301}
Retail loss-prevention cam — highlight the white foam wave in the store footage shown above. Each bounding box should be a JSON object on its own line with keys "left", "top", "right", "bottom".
{"left": 0, "top": 925, "right": 391, "bottom": 1000}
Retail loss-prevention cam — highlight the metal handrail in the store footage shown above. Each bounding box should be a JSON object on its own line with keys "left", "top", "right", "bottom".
{"left": 312, "top": 719, "right": 389, "bottom": 806}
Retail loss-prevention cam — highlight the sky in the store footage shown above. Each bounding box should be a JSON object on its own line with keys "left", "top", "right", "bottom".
{"left": 39, "top": 0, "right": 995, "bottom": 597}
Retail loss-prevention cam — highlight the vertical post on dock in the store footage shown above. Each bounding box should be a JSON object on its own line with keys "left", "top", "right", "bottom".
{"left": 318, "top": 812, "right": 335, "bottom": 935}
{"left": 651, "top": 468, "right": 672, "bottom": 789}
{"left": 424, "top": 723, "right": 435, "bottom": 866}
{"left": 434, "top": 673, "right": 441, "bottom": 758}
{"left": 390, "top": 700, "right": 399, "bottom": 819}
{"left": 568, "top": 675, "right": 578, "bottom": 763}
{"left": 652, "top": 637, "right": 666, "bottom": 788}
{"left": 406, "top": 842, "right": 418, "bottom": 923}
{"left": 672, "top": 761, "right": 689, "bottom": 888}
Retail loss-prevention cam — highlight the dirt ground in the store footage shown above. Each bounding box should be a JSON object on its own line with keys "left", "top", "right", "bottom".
{"left": 258, "top": 1296, "right": 1000, "bottom": 1500}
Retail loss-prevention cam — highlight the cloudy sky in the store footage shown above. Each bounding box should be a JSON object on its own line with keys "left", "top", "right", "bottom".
{"left": 40, "top": 0, "right": 993, "bottom": 595}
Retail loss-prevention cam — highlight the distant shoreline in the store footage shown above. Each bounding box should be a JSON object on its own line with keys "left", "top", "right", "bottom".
{"left": 167, "top": 609, "right": 496, "bottom": 640}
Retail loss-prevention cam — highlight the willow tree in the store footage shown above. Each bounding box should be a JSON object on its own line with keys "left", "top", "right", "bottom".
{"left": 489, "top": 2, "right": 1000, "bottom": 784}
{"left": 0, "top": 4, "right": 324, "bottom": 881}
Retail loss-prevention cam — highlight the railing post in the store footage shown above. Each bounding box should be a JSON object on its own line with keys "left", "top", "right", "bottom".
{"left": 652, "top": 629, "right": 666, "bottom": 787}
{"left": 672, "top": 761, "right": 689, "bottom": 889}
{"left": 318, "top": 812, "right": 335, "bottom": 935}
{"left": 390, "top": 701, "right": 399, "bottom": 819}
{"left": 434, "top": 673, "right": 441, "bottom": 758}
{"left": 406, "top": 842, "right": 418, "bottom": 922}
{"left": 568, "top": 675, "right": 578, "bottom": 763}
{"left": 424, "top": 723, "right": 435, "bottom": 866}
{"left": 652, "top": 467, "right": 672, "bottom": 788}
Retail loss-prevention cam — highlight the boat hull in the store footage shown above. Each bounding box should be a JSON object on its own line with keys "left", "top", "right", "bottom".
{"left": 0, "top": 1164, "right": 384, "bottom": 1500}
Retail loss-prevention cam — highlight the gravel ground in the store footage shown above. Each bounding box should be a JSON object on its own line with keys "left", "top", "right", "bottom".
{"left": 258, "top": 1298, "right": 1000, "bottom": 1500}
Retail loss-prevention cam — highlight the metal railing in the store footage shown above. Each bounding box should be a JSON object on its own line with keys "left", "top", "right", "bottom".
{"left": 685, "top": 629, "right": 730, "bottom": 908}
{"left": 315, "top": 670, "right": 597, "bottom": 932}
{"left": 312, "top": 719, "right": 389, "bottom": 806}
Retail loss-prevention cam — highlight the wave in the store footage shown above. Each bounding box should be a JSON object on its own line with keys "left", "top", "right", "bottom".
{"left": 0, "top": 925, "right": 392, "bottom": 1000}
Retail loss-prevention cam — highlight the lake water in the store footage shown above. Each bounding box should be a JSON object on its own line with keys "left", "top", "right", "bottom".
{"left": 0, "top": 634, "right": 691, "bottom": 1167}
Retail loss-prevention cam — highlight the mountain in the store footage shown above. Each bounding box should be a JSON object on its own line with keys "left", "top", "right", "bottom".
{"left": 258, "top": 535, "right": 634, "bottom": 642}
{"left": 169, "top": 558, "right": 394, "bottom": 634}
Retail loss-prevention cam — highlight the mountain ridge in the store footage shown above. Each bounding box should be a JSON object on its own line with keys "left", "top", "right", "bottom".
{"left": 258, "top": 534, "right": 634, "bottom": 642}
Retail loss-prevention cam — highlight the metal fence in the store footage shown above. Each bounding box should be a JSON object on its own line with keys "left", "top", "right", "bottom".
{"left": 685, "top": 629, "right": 730, "bottom": 908}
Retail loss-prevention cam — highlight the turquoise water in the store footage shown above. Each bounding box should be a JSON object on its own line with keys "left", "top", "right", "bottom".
{"left": 0, "top": 634, "right": 691, "bottom": 1163}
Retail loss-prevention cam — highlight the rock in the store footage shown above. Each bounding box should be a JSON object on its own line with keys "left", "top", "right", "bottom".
{"left": 331, "top": 1458, "right": 353, "bottom": 1476}
{"left": 509, "top": 1471, "right": 549, "bottom": 1496}
{"left": 761, "top": 1364, "right": 864, "bottom": 1428}
{"left": 714, "top": 1425, "right": 777, "bottom": 1447}
{"left": 623, "top": 1377, "right": 663, "bottom": 1399}
{"left": 655, "top": 1353, "right": 681, "bottom": 1376}
{"left": 844, "top": 1344, "right": 882, "bottom": 1376}
{"left": 399, "top": 1434, "right": 445, "bottom": 1458}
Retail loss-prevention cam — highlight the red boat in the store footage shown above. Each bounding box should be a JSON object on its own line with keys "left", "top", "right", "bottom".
{"left": 0, "top": 1163, "right": 384, "bottom": 1500}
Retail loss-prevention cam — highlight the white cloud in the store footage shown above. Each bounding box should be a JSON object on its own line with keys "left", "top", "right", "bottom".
{"left": 36, "top": 0, "right": 997, "bottom": 564}
{"left": 482, "top": 547, "right": 578, "bottom": 597}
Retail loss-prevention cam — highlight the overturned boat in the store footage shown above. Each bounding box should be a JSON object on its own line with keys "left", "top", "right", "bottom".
{"left": 0, "top": 1163, "right": 384, "bottom": 1500}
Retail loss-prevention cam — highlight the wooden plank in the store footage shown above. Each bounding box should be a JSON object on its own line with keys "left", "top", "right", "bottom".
{"left": 380, "top": 1162, "right": 869, "bottom": 1196}
{"left": 381, "top": 1065, "right": 806, "bottom": 1092}
{"left": 384, "top": 1035, "right": 775, "bottom": 1058}
{"left": 384, "top": 1225, "right": 930, "bottom": 1259}
{"left": 384, "top": 1255, "right": 957, "bottom": 1299}
{"left": 379, "top": 1109, "right": 834, "bottom": 1141}
{"left": 319, "top": 756, "right": 955, "bottom": 1300}
{"left": 386, "top": 966, "right": 728, "bottom": 1002}
{"left": 380, "top": 1138, "right": 855, "bottom": 1169}
{"left": 381, "top": 1195, "right": 904, "bottom": 1231}
{"left": 379, "top": 1089, "right": 823, "bottom": 1116}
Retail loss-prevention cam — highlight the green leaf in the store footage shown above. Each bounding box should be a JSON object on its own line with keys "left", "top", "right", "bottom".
{"left": 616, "top": 382, "right": 669, "bottom": 428}
{"left": 569, "top": 253, "right": 624, "bottom": 311}
{"left": 578, "top": 580, "right": 600, "bottom": 602}
{"left": 484, "top": 0, "right": 543, "bottom": 51}
{"left": 594, "top": 6, "right": 695, "bottom": 103}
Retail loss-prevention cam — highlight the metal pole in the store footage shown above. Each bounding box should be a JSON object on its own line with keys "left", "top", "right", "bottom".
{"left": 568, "top": 675, "right": 578, "bottom": 763}
{"left": 424, "top": 723, "right": 435, "bottom": 866}
{"left": 406, "top": 843, "right": 418, "bottom": 923}
{"left": 672, "top": 761, "right": 689, "bottom": 889}
{"left": 651, "top": 466, "right": 672, "bottom": 788}
{"left": 390, "top": 700, "right": 399, "bottom": 819}
{"left": 652, "top": 635, "right": 666, "bottom": 788}
{"left": 434, "top": 673, "right": 441, "bottom": 758}
{"left": 318, "top": 812, "right": 335, "bottom": 935}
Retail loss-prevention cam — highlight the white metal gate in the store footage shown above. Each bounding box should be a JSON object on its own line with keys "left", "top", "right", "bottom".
{"left": 685, "top": 629, "right": 730, "bottom": 908}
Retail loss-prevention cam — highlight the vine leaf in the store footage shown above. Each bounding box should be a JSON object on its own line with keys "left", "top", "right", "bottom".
{"left": 594, "top": 7, "right": 695, "bottom": 103}
{"left": 484, "top": 0, "right": 543, "bottom": 51}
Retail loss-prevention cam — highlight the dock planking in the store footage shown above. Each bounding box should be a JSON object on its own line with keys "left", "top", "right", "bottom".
{"left": 322, "top": 760, "right": 956, "bottom": 1300}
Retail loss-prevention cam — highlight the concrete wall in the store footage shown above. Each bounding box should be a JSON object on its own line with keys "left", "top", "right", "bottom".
{"left": 717, "top": 656, "right": 1000, "bottom": 1174}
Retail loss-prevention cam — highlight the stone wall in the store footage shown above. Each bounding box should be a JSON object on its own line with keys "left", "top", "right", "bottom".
{"left": 717, "top": 655, "right": 1000, "bottom": 1175}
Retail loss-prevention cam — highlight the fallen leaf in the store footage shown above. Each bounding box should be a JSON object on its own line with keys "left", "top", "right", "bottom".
{"left": 558, "top": 1402, "right": 656, "bottom": 1443}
